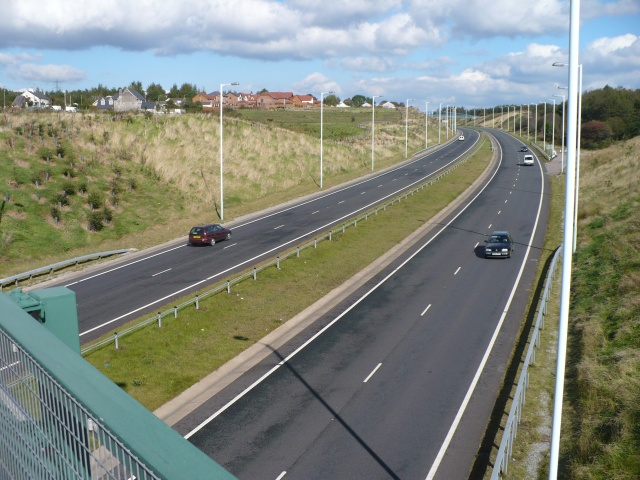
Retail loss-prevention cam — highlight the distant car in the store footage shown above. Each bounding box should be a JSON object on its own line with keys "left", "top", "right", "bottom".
{"left": 458, "top": 135, "right": 465, "bottom": 141}
{"left": 523, "top": 154, "right": 534, "bottom": 166}
{"left": 484, "top": 231, "right": 514, "bottom": 258}
{"left": 189, "top": 224, "right": 232, "bottom": 246}
{"left": 519, "top": 146, "right": 528, "bottom": 152}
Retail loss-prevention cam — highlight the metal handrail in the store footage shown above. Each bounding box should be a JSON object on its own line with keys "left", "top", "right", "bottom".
{"left": 491, "top": 245, "right": 562, "bottom": 479}
{"left": 1, "top": 249, "right": 133, "bottom": 290}
{"left": 81, "top": 137, "right": 486, "bottom": 355}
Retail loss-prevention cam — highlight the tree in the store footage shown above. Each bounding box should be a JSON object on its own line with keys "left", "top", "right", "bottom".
{"left": 168, "top": 83, "right": 180, "bottom": 98}
{"left": 129, "top": 81, "right": 144, "bottom": 93}
{"left": 178, "top": 83, "right": 198, "bottom": 99}
{"left": 146, "top": 82, "right": 165, "bottom": 101}
{"left": 323, "top": 94, "right": 340, "bottom": 107}
{"left": 581, "top": 120, "right": 613, "bottom": 149}
{"left": 351, "top": 94, "right": 369, "bottom": 107}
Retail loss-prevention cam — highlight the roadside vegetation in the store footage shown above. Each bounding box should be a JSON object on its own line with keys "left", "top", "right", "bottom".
{"left": 82, "top": 137, "right": 493, "bottom": 411}
{"left": 0, "top": 106, "right": 434, "bottom": 277}
{"left": 488, "top": 136, "right": 640, "bottom": 479}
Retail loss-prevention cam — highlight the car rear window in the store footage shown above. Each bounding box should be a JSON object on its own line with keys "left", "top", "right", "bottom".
{"left": 190, "top": 227, "right": 204, "bottom": 235}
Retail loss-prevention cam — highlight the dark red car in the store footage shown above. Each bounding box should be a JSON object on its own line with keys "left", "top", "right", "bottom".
{"left": 188, "top": 224, "right": 232, "bottom": 246}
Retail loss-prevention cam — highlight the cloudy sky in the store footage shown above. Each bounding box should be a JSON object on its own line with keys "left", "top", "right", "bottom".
{"left": 1, "top": 0, "right": 638, "bottom": 108}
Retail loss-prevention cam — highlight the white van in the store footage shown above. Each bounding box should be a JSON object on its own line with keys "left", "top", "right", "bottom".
{"left": 523, "top": 154, "right": 534, "bottom": 166}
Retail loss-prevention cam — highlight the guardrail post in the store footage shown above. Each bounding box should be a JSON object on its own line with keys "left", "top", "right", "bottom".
{"left": 227, "top": 280, "right": 231, "bottom": 293}
{"left": 296, "top": 247, "right": 300, "bottom": 258}
{"left": 365, "top": 213, "right": 368, "bottom": 220}
{"left": 253, "top": 267, "right": 257, "bottom": 279}
{"left": 173, "top": 306, "right": 178, "bottom": 318}
{"left": 277, "top": 256, "right": 281, "bottom": 270}
{"left": 329, "top": 232, "right": 332, "bottom": 241}
{"left": 114, "top": 332, "right": 119, "bottom": 350}
{"left": 157, "top": 313, "right": 162, "bottom": 328}
{"left": 342, "top": 225, "right": 345, "bottom": 233}
{"left": 314, "top": 239, "right": 317, "bottom": 249}
{"left": 195, "top": 295, "right": 199, "bottom": 310}
{"left": 354, "top": 219, "right": 357, "bottom": 227}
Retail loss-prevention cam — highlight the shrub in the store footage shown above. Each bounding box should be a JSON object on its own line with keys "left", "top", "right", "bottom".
{"left": 87, "top": 191, "right": 102, "bottom": 210}
{"left": 102, "top": 206, "right": 113, "bottom": 224}
{"left": 54, "top": 193, "right": 69, "bottom": 207}
{"left": 87, "top": 211, "right": 104, "bottom": 231}
{"left": 50, "top": 206, "right": 60, "bottom": 220}
{"left": 61, "top": 180, "right": 76, "bottom": 196}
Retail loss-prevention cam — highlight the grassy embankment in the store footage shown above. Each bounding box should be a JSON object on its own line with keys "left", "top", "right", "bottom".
{"left": 82, "top": 135, "right": 493, "bottom": 411}
{"left": 0, "top": 106, "right": 433, "bottom": 277}
{"left": 486, "top": 136, "right": 640, "bottom": 479}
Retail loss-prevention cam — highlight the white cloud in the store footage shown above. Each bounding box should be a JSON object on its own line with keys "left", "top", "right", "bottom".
{"left": 14, "top": 64, "right": 86, "bottom": 83}
{"left": 581, "top": 0, "right": 640, "bottom": 19}
{"left": 337, "top": 56, "right": 396, "bottom": 73}
{"left": 293, "top": 72, "right": 342, "bottom": 96}
{"left": 581, "top": 34, "right": 640, "bottom": 87}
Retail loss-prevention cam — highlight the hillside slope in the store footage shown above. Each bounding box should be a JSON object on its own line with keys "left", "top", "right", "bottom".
{"left": 0, "top": 109, "right": 430, "bottom": 276}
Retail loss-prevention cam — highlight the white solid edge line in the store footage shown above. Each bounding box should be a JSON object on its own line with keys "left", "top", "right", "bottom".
{"left": 65, "top": 244, "right": 185, "bottom": 286}
{"left": 424, "top": 139, "right": 545, "bottom": 480}
{"left": 184, "top": 134, "right": 499, "bottom": 441}
{"left": 363, "top": 363, "right": 383, "bottom": 383}
{"left": 82, "top": 143, "right": 478, "bottom": 338}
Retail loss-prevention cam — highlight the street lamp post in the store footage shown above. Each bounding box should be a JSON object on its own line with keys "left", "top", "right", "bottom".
{"left": 500, "top": 106, "right": 503, "bottom": 129}
{"left": 549, "top": 98, "right": 556, "bottom": 160}
{"left": 405, "top": 99, "right": 413, "bottom": 158}
{"left": 425, "top": 101, "right": 430, "bottom": 150}
{"left": 371, "top": 95, "right": 380, "bottom": 171}
{"left": 446, "top": 105, "right": 450, "bottom": 139}
{"left": 492, "top": 106, "right": 495, "bottom": 128}
{"left": 543, "top": 100, "right": 547, "bottom": 153}
{"left": 220, "top": 81, "right": 239, "bottom": 221}
{"left": 320, "top": 91, "right": 334, "bottom": 188}
{"left": 519, "top": 105, "right": 523, "bottom": 137}
{"left": 438, "top": 103, "right": 442, "bottom": 145}
{"left": 534, "top": 103, "right": 538, "bottom": 143}
{"left": 554, "top": 93, "right": 566, "bottom": 173}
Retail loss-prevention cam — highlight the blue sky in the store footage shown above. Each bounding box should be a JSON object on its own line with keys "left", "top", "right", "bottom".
{"left": 1, "top": 0, "right": 639, "bottom": 109}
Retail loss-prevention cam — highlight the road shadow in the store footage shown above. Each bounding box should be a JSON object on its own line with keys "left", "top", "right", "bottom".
{"left": 269, "top": 347, "right": 401, "bottom": 479}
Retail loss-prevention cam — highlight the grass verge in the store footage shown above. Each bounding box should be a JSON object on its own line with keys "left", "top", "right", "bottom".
{"left": 84, "top": 135, "right": 493, "bottom": 411}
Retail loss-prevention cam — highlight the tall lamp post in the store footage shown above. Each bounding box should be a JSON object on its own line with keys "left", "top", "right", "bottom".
{"left": 446, "top": 105, "right": 450, "bottom": 139}
{"left": 438, "top": 103, "right": 442, "bottom": 144}
{"left": 320, "top": 90, "right": 334, "bottom": 188}
{"left": 554, "top": 62, "right": 584, "bottom": 251}
{"left": 371, "top": 95, "right": 380, "bottom": 171}
{"left": 405, "top": 99, "right": 413, "bottom": 158}
{"left": 519, "top": 105, "right": 523, "bottom": 137}
{"left": 549, "top": 98, "right": 556, "bottom": 160}
{"left": 554, "top": 93, "right": 566, "bottom": 173}
{"left": 220, "top": 81, "right": 239, "bottom": 221}
{"left": 543, "top": 100, "right": 547, "bottom": 153}
{"left": 492, "top": 106, "right": 495, "bottom": 128}
{"left": 425, "top": 101, "right": 430, "bottom": 150}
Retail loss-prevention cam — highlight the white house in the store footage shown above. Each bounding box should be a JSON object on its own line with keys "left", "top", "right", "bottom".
{"left": 361, "top": 102, "right": 372, "bottom": 108}
{"left": 336, "top": 101, "right": 349, "bottom": 108}
{"left": 12, "top": 89, "right": 50, "bottom": 108}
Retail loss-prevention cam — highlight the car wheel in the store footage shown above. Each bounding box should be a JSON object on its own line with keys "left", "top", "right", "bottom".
{"left": 210, "top": 238, "right": 216, "bottom": 245}
{"left": 226, "top": 233, "right": 231, "bottom": 241}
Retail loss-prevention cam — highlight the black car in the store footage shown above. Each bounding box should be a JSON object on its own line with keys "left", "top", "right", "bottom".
{"left": 189, "top": 224, "right": 232, "bottom": 246}
{"left": 484, "top": 231, "right": 514, "bottom": 258}
{"left": 519, "top": 146, "right": 529, "bottom": 152}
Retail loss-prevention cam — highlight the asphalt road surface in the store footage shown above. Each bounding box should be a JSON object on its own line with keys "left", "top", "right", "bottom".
{"left": 52, "top": 130, "right": 482, "bottom": 342}
{"left": 172, "top": 129, "right": 550, "bottom": 479}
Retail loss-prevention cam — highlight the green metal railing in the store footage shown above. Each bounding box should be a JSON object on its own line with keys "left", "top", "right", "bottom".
{"left": 0, "top": 292, "right": 236, "bottom": 480}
